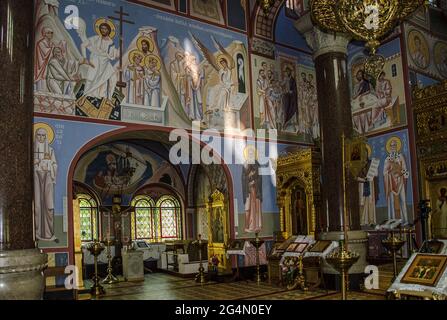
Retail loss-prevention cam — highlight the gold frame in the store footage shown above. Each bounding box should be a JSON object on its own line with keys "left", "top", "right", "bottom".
{"left": 401, "top": 254, "right": 447, "bottom": 287}
{"left": 276, "top": 148, "right": 321, "bottom": 239}
{"left": 413, "top": 80, "right": 447, "bottom": 240}
{"left": 207, "top": 189, "right": 231, "bottom": 274}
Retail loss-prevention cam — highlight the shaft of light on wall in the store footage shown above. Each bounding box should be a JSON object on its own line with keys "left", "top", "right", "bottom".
{"left": 234, "top": 198, "right": 238, "bottom": 228}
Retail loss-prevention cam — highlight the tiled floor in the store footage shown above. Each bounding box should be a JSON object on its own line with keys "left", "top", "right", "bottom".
{"left": 90, "top": 272, "right": 386, "bottom": 300}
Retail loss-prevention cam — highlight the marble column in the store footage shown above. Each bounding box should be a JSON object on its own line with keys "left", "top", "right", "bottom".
{"left": 0, "top": 0, "right": 48, "bottom": 299}
{"left": 296, "top": 15, "right": 367, "bottom": 278}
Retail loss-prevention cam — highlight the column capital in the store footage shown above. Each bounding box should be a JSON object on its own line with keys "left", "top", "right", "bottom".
{"left": 295, "top": 13, "right": 351, "bottom": 59}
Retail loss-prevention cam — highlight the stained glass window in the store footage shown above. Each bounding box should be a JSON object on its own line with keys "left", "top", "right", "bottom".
{"left": 78, "top": 195, "right": 98, "bottom": 242}
{"left": 131, "top": 195, "right": 182, "bottom": 242}
{"left": 132, "top": 197, "right": 155, "bottom": 240}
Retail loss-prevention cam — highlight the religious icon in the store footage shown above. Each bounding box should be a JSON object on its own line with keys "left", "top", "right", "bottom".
{"left": 294, "top": 243, "right": 308, "bottom": 253}
{"left": 309, "top": 240, "right": 332, "bottom": 253}
{"left": 190, "top": 0, "right": 225, "bottom": 24}
{"left": 34, "top": 123, "right": 58, "bottom": 242}
{"left": 434, "top": 41, "right": 447, "bottom": 78}
{"left": 242, "top": 145, "right": 263, "bottom": 233}
{"left": 432, "top": 186, "right": 447, "bottom": 238}
{"left": 286, "top": 243, "right": 298, "bottom": 252}
{"left": 137, "top": 0, "right": 176, "bottom": 10}
{"left": 408, "top": 30, "right": 430, "bottom": 70}
{"left": 211, "top": 207, "right": 224, "bottom": 243}
{"left": 292, "top": 187, "right": 307, "bottom": 235}
{"left": 401, "top": 254, "right": 447, "bottom": 287}
{"left": 383, "top": 136, "right": 410, "bottom": 225}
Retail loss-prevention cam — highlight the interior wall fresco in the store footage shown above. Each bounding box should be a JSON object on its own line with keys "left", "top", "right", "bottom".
{"left": 33, "top": 0, "right": 430, "bottom": 258}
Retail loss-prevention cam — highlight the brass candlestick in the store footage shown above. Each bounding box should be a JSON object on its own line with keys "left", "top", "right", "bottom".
{"left": 195, "top": 234, "right": 207, "bottom": 284}
{"left": 382, "top": 231, "right": 405, "bottom": 281}
{"left": 87, "top": 239, "right": 105, "bottom": 297}
{"left": 326, "top": 241, "right": 359, "bottom": 300}
{"left": 252, "top": 232, "right": 264, "bottom": 284}
{"left": 102, "top": 239, "right": 119, "bottom": 285}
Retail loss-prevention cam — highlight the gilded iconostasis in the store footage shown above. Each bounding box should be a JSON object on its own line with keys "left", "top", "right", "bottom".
{"left": 32, "top": 0, "right": 447, "bottom": 273}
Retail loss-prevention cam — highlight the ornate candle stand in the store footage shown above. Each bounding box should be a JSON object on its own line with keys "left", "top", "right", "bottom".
{"left": 326, "top": 241, "right": 359, "bottom": 300}
{"left": 87, "top": 240, "right": 105, "bottom": 297}
{"left": 195, "top": 234, "right": 207, "bottom": 284}
{"left": 286, "top": 255, "right": 308, "bottom": 291}
{"left": 382, "top": 231, "right": 405, "bottom": 281}
{"left": 251, "top": 232, "right": 264, "bottom": 284}
{"left": 102, "top": 239, "right": 119, "bottom": 285}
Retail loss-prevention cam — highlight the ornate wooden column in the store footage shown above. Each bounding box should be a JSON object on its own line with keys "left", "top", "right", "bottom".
{"left": 0, "top": 0, "right": 48, "bottom": 299}
{"left": 296, "top": 15, "right": 367, "bottom": 280}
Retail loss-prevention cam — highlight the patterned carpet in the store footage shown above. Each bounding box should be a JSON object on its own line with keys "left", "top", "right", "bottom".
{"left": 92, "top": 273, "right": 386, "bottom": 300}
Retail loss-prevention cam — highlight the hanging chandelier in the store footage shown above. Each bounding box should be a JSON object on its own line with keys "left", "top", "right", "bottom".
{"left": 310, "top": 0, "right": 427, "bottom": 79}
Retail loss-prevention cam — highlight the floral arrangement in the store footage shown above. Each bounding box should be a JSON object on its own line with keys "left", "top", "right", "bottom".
{"left": 281, "top": 257, "right": 300, "bottom": 285}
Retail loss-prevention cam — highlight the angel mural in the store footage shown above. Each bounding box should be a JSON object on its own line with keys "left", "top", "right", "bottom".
{"left": 189, "top": 32, "right": 246, "bottom": 129}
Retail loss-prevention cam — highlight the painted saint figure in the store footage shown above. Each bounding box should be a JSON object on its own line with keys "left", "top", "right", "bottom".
{"left": 46, "top": 46, "right": 79, "bottom": 95}
{"left": 124, "top": 50, "right": 146, "bottom": 105}
{"left": 306, "top": 74, "right": 319, "bottom": 139}
{"left": 352, "top": 69, "right": 373, "bottom": 133}
{"left": 81, "top": 19, "right": 119, "bottom": 98}
{"left": 266, "top": 70, "right": 282, "bottom": 130}
{"left": 242, "top": 146, "right": 263, "bottom": 233}
{"left": 144, "top": 55, "right": 162, "bottom": 108}
{"left": 34, "top": 126, "right": 58, "bottom": 242}
{"left": 297, "top": 72, "right": 309, "bottom": 134}
{"left": 35, "top": 27, "right": 56, "bottom": 91}
{"left": 357, "top": 157, "right": 379, "bottom": 226}
{"left": 213, "top": 57, "right": 233, "bottom": 111}
{"left": 185, "top": 64, "right": 204, "bottom": 121}
{"left": 352, "top": 69, "right": 371, "bottom": 100}
{"left": 411, "top": 35, "right": 428, "bottom": 69}
{"left": 374, "top": 71, "right": 393, "bottom": 124}
{"left": 383, "top": 137, "right": 410, "bottom": 224}
{"left": 282, "top": 66, "right": 298, "bottom": 132}
{"left": 237, "top": 54, "right": 246, "bottom": 93}
{"left": 169, "top": 51, "right": 186, "bottom": 108}
{"left": 434, "top": 187, "right": 447, "bottom": 237}
{"left": 256, "top": 69, "right": 268, "bottom": 126}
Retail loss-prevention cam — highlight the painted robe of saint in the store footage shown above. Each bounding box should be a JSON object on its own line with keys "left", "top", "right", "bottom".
{"left": 383, "top": 138, "right": 410, "bottom": 224}
{"left": 242, "top": 147, "right": 263, "bottom": 233}
{"left": 34, "top": 127, "right": 58, "bottom": 241}
{"left": 81, "top": 21, "right": 119, "bottom": 98}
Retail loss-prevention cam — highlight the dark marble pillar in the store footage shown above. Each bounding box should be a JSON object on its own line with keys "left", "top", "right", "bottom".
{"left": 314, "top": 52, "right": 361, "bottom": 232}
{"left": 0, "top": 0, "right": 35, "bottom": 251}
{"left": 0, "top": 0, "right": 47, "bottom": 300}
{"left": 296, "top": 16, "right": 367, "bottom": 277}
{"left": 296, "top": 17, "right": 360, "bottom": 233}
